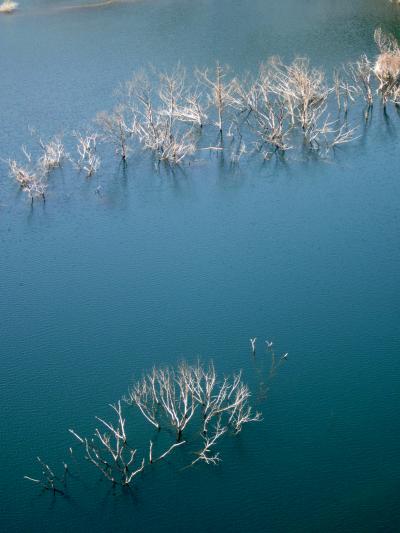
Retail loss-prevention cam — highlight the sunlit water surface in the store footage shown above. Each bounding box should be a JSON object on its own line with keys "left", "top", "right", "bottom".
{"left": 1, "top": 1, "right": 400, "bottom": 532}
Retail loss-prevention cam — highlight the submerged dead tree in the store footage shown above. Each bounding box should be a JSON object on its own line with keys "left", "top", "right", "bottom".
{"left": 245, "top": 75, "right": 292, "bottom": 156}
{"left": 69, "top": 401, "right": 145, "bottom": 486}
{"left": 8, "top": 159, "right": 43, "bottom": 201}
{"left": 73, "top": 131, "right": 101, "bottom": 177}
{"left": 373, "top": 28, "right": 400, "bottom": 104}
{"left": 7, "top": 131, "right": 66, "bottom": 203}
{"left": 24, "top": 457, "right": 67, "bottom": 495}
{"left": 267, "top": 57, "right": 330, "bottom": 131}
{"left": 125, "top": 361, "right": 261, "bottom": 448}
{"left": 121, "top": 70, "right": 197, "bottom": 165}
{"left": 14, "top": 41, "right": 400, "bottom": 202}
{"left": 196, "top": 63, "right": 238, "bottom": 136}
{"left": 348, "top": 55, "right": 374, "bottom": 113}
{"left": 26, "top": 355, "right": 282, "bottom": 494}
{"left": 48, "top": 361, "right": 260, "bottom": 491}
{"left": 8, "top": 149, "right": 47, "bottom": 203}
{"left": 33, "top": 132, "right": 66, "bottom": 174}
{"left": 97, "top": 106, "right": 130, "bottom": 160}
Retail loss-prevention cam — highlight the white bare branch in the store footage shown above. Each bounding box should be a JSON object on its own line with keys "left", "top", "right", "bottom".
{"left": 69, "top": 401, "right": 144, "bottom": 486}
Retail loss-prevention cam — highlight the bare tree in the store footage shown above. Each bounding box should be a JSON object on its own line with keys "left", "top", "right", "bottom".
{"left": 73, "top": 131, "right": 101, "bottom": 176}
{"left": 252, "top": 99, "right": 292, "bottom": 156}
{"left": 228, "top": 70, "right": 292, "bottom": 157}
{"left": 125, "top": 367, "right": 161, "bottom": 430}
{"left": 126, "top": 361, "right": 261, "bottom": 444}
{"left": 25, "top": 129, "right": 66, "bottom": 174}
{"left": 200, "top": 370, "right": 262, "bottom": 434}
{"left": 37, "top": 136, "right": 66, "bottom": 174}
{"left": 24, "top": 457, "right": 67, "bottom": 495}
{"left": 124, "top": 70, "right": 197, "bottom": 165}
{"left": 8, "top": 150, "right": 47, "bottom": 203}
{"left": 97, "top": 106, "right": 130, "bottom": 160}
{"left": 373, "top": 28, "right": 400, "bottom": 103}
{"left": 333, "top": 67, "right": 360, "bottom": 116}
{"left": 127, "top": 362, "right": 261, "bottom": 464}
{"left": 7, "top": 131, "right": 66, "bottom": 203}
{"left": 374, "top": 27, "right": 400, "bottom": 55}
{"left": 126, "top": 364, "right": 198, "bottom": 441}
{"left": 69, "top": 401, "right": 145, "bottom": 486}
{"left": 175, "top": 90, "right": 207, "bottom": 128}
{"left": 196, "top": 63, "right": 237, "bottom": 136}
{"left": 267, "top": 57, "right": 330, "bottom": 131}
{"left": 347, "top": 55, "right": 374, "bottom": 118}
{"left": 160, "top": 67, "right": 208, "bottom": 128}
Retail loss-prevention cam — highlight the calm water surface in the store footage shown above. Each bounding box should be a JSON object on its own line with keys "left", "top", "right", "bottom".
{"left": 1, "top": 1, "right": 400, "bottom": 532}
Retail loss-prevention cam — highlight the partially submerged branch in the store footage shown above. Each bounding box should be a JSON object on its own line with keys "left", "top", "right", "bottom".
{"left": 69, "top": 400, "right": 145, "bottom": 486}
{"left": 149, "top": 440, "right": 186, "bottom": 464}
{"left": 24, "top": 457, "right": 67, "bottom": 495}
{"left": 191, "top": 419, "right": 227, "bottom": 466}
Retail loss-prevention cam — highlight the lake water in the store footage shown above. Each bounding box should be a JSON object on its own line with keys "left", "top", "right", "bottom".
{"left": 1, "top": 1, "right": 400, "bottom": 532}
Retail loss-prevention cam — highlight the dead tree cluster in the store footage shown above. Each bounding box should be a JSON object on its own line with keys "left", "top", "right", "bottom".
{"left": 26, "top": 361, "right": 261, "bottom": 493}
{"left": 7, "top": 29, "right": 400, "bottom": 203}
{"left": 94, "top": 59, "right": 362, "bottom": 166}
{"left": 93, "top": 29, "right": 400, "bottom": 163}
{"left": 7, "top": 131, "right": 65, "bottom": 203}
{"left": 107, "top": 67, "right": 200, "bottom": 164}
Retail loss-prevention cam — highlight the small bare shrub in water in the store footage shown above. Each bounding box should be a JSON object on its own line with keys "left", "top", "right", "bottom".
{"left": 73, "top": 131, "right": 101, "bottom": 176}
{"left": 7, "top": 132, "right": 67, "bottom": 203}
{"left": 24, "top": 458, "right": 67, "bottom": 495}
{"left": 8, "top": 150, "right": 47, "bottom": 203}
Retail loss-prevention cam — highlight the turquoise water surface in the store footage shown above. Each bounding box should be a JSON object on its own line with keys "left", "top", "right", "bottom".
{"left": 1, "top": 1, "right": 400, "bottom": 531}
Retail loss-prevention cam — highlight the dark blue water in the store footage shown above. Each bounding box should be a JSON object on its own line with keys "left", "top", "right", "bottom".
{"left": 1, "top": 1, "right": 400, "bottom": 532}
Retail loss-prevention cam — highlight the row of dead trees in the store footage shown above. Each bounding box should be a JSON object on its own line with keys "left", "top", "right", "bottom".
{"left": 25, "top": 361, "right": 262, "bottom": 493}
{"left": 7, "top": 28, "right": 400, "bottom": 203}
